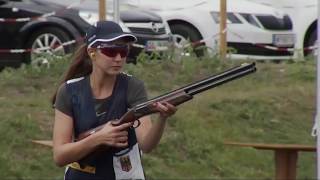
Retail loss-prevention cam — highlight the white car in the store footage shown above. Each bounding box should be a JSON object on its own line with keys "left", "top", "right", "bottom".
{"left": 247, "top": 0, "right": 317, "bottom": 57}
{"left": 121, "top": 0, "right": 296, "bottom": 60}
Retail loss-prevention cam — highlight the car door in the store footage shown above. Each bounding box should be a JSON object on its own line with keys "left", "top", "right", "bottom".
{"left": 0, "top": 0, "right": 16, "bottom": 49}
{"left": 0, "top": 0, "right": 40, "bottom": 66}
{"left": 0, "top": 0, "right": 24, "bottom": 65}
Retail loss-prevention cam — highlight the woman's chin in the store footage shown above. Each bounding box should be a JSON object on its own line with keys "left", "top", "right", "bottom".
{"left": 107, "top": 69, "right": 122, "bottom": 75}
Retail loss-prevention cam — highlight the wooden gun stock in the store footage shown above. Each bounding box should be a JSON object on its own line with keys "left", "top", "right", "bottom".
{"left": 77, "top": 62, "right": 256, "bottom": 141}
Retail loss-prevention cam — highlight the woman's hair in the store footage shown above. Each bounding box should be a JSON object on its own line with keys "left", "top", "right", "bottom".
{"left": 51, "top": 43, "right": 92, "bottom": 106}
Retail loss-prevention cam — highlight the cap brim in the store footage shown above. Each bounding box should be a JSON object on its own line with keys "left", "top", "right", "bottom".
{"left": 88, "top": 33, "right": 137, "bottom": 48}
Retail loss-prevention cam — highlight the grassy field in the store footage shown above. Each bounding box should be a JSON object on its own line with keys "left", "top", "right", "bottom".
{"left": 0, "top": 54, "right": 317, "bottom": 179}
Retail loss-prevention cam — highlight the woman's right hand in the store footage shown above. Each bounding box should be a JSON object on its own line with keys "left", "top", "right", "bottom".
{"left": 95, "top": 121, "right": 133, "bottom": 148}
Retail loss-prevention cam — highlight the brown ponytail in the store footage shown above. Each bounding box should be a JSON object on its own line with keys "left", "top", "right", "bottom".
{"left": 51, "top": 44, "right": 92, "bottom": 106}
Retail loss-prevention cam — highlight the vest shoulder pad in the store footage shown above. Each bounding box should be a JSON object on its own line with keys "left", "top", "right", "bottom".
{"left": 121, "top": 72, "right": 132, "bottom": 77}
{"left": 66, "top": 77, "right": 85, "bottom": 84}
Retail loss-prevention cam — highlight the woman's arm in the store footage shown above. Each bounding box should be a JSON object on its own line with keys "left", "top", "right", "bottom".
{"left": 53, "top": 109, "right": 101, "bottom": 167}
{"left": 135, "top": 116, "right": 165, "bottom": 153}
{"left": 53, "top": 109, "right": 132, "bottom": 167}
{"left": 135, "top": 102, "right": 177, "bottom": 153}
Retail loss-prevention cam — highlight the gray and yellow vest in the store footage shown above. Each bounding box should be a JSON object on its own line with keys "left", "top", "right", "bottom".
{"left": 64, "top": 73, "right": 145, "bottom": 180}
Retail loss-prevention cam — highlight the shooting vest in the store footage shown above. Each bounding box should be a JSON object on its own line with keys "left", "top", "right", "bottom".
{"left": 64, "top": 73, "right": 145, "bottom": 180}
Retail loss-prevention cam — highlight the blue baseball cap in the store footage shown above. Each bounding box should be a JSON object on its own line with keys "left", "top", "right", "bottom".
{"left": 85, "top": 21, "right": 137, "bottom": 48}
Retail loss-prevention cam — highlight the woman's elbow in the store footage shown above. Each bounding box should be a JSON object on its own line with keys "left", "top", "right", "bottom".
{"left": 53, "top": 151, "right": 67, "bottom": 167}
{"left": 139, "top": 145, "right": 154, "bottom": 154}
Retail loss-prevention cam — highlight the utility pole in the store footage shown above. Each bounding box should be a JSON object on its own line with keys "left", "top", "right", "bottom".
{"left": 114, "top": 0, "right": 120, "bottom": 23}
{"left": 99, "top": 0, "right": 106, "bottom": 20}
{"left": 219, "top": 0, "right": 227, "bottom": 59}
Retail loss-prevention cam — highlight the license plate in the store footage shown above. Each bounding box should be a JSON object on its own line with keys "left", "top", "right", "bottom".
{"left": 273, "top": 34, "right": 295, "bottom": 47}
{"left": 145, "top": 40, "right": 169, "bottom": 51}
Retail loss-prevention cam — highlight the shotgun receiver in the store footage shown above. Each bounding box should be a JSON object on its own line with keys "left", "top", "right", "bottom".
{"left": 77, "top": 62, "right": 256, "bottom": 140}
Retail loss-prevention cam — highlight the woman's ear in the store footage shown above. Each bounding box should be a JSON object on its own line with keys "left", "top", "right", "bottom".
{"left": 90, "top": 52, "right": 95, "bottom": 58}
{"left": 87, "top": 48, "right": 96, "bottom": 59}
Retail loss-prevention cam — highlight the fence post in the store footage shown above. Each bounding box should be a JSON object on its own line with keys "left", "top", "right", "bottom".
{"left": 219, "top": 0, "right": 227, "bottom": 59}
{"left": 99, "top": 0, "right": 106, "bottom": 20}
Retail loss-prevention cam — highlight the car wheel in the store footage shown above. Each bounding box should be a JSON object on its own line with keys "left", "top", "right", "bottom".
{"left": 25, "top": 27, "right": 72, "bottom": 66}
{"left": 170, "top": 23, "right": 204, "bottom": 57}
{"left": 304, "top": 28, "right": 317, "bottom": 57}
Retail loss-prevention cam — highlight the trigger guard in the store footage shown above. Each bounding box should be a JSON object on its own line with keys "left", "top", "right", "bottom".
{"left": 133, "top": 119, "right": 141, "bottom": 128}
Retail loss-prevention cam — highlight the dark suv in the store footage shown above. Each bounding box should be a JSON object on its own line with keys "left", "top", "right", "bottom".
{"left": 0, "top": 0, "right": 172, "bottom": 67}
{"left": 0, "top": 0, "right": 89, "bottom": 67}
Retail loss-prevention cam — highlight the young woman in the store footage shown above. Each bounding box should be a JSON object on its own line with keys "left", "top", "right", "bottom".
{"left": 51, "top": 21, "right": 177, "bottom": 180}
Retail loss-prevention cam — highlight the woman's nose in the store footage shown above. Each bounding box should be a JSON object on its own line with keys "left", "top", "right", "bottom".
{"left": 114, "top": 53, "right": 123, "bottom": 61}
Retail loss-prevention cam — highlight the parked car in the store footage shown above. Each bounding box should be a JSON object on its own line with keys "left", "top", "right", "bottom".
{"left": 122, "top": 0, "right": 296, "bottom": 60}
{"left": 0, "top": 0, "right": 90, "bottom": 68}
{"left": 247, "top": 0, "right": 317, "bottom": 57}
{"left": 43, "top": 0, "right": 173, "bottom": 63}
{"left": 0, "top": 0, "right": 172, "bottom": 68}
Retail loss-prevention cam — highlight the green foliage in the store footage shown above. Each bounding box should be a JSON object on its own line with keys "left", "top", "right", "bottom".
{"left": 0, "top": 53, "right": 317, "bottom": 179}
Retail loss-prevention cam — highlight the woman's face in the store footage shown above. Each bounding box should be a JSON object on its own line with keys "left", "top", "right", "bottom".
{"left": 89, "top": 40, "right": 130, "bottom": 76}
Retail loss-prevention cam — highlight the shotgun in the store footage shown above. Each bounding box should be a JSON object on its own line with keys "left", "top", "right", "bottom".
{"left": 77, "top": 62, "right": 256, "bottom": 140}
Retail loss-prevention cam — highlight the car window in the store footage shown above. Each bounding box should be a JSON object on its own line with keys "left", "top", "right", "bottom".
{"left": 0, "top": 0, "right": 9, "bottom": 5}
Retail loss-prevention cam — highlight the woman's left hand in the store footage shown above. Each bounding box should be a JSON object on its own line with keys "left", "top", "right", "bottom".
{"left": 153, "top": 102, "right": 177, "bottom": 120}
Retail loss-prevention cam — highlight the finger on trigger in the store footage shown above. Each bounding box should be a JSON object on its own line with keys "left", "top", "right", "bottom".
{"left": 115, "top": 122, "right": 132, "bottom": 131}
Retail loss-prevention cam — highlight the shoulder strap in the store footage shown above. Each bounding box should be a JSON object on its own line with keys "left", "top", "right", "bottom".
{"left": 66, "top": 76, "right": 98, "bottom": 137}
{"left": 103, "top": 73, "right": 129, "bottom": 123}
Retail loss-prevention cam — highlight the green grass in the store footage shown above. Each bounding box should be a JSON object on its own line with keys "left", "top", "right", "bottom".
{"left": 0, "top": 54, "right": 317, "bottom": 179}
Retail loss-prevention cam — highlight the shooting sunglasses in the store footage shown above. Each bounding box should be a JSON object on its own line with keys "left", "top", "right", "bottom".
{"left": 98, "top": 44, "right": 129, "bottom": 58}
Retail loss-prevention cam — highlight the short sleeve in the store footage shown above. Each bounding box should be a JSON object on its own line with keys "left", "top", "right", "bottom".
{"left": 54, "top": 83, "right": 73, "bottom": 117}
{"left": 127, "top": 77, "right": 148, "bottom": 108}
